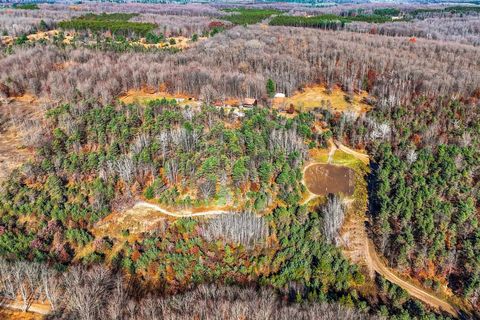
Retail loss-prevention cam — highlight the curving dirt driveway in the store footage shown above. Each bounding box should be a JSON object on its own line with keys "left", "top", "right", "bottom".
{"left": 304, "top": 144, "right": 463, "bottom": 319}
{"left": 366, "top": 240, "right": 460, "bottom": 318}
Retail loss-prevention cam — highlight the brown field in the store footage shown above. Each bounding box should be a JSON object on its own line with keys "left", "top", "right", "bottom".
{"left": 304, "top": 164, "right": 355, "bottom": 196}
{"left": 272, "top": 84, "right": 370, "bottom": 114}
{"left": 135, "top": 36, "right": 207, "bottom": 50}
{"left": 119, "top": 88, "right": 197, "bottom": 106}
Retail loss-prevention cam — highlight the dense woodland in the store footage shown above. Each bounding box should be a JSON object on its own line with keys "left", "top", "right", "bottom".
{"left": 0, "top": 2, "right": 479, "bottom": 319}
{"left": 1, "top": 26, "right": 479, "bottom": 105}
{"left": 0, "top": 260, "right": 378, "bottom": 320}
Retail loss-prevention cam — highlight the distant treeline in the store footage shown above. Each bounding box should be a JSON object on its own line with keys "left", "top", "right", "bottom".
{"left": 222, "top": 8, "right": 281, "bottom": 25}
{"left": 12, "top": 3, "right": 40, "bottom": 10}
{"left": 58, "top": 13, "right": 157, "bottom": 36}
{"left": 269, "top": 13, "right": 392, "bottom": 29}
{"left": 411, "top": 5, "right": 480, "bottom": 16}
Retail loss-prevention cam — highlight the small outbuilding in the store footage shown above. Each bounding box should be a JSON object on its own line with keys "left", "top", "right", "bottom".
{"left": 274, "top": 92, "right": 286, "bottom": 98}
{"left": 242, "top": 98, "right": 258, "bottom": 108}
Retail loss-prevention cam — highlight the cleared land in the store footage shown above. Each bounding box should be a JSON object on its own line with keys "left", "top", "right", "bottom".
{"left": 0, "top": 308, "right": 43, "bottom": 320}
{"left": 272, "top": 84, "right": 370, "bottom": 114}
{"left": 119, "top": 88, "right": 198, "bottom": 106}
{"left": 303, "top": 163, "right": 355, "bottom": 196}
{"left": 94, "top": 201, "right": 233, "bottom": 239}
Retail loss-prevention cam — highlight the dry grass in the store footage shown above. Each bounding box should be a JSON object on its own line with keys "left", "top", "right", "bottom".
{"left": 119, "top": 88, "right": 197, "bottom": 106}
{"left": 273, "top": 84, "right": 370, "bottom": 114}
{"left": 1, "top": 30, "right": 74, "bottom": 45}
{"left": 0, "top": 308, "right": 43, "bottom": 320}
{"left": 94, "top": 206, "right": 171, "bottom": 239}
{"left": 305, "top": 143, "right": 371, "bottom": 272}
{"left": 135, "top": 36, "right": 207, "bottom": 50}
{"left": 308, "top": 148, "right": 330, "bottom": 163}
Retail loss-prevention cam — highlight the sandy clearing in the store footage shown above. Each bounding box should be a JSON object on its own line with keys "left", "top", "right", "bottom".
{"left": 132, "top": 201, "right": 231, "bottom": 217}
{"left": 0, "top": 300, "right": 50, "bottom": 316}
{"left": 272, "top": 84, "right": 370, "bottom": 114}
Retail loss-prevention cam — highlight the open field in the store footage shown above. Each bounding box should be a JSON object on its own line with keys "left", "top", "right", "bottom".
{"left": 273, "top": 84, "right": 371, "bottom": 114}
{"left": 119, "top": 88, "right": 198, "bottom": 106}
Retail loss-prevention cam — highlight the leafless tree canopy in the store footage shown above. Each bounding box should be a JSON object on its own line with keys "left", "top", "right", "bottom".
{"left": 1, "top": 25, "right": 478, "bottom": 106}
{"left": 0, "top": 259, "right": 378, "bottom": 320}
{"left": 348, "top": 15, "right": 480, "bottom": 46}
{"left": 200, "top": 212, "right": 269, "bottom": 247}
{"left": 322, "top": 195, "right": 346, "bottom": 245}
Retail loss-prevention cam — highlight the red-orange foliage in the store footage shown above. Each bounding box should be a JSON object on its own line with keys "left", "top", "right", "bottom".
{"left": 208, "top": 21, "right": 225, "bottom": 29}
{"left": 411, "top": 133, "right": 422, "bottom": 146}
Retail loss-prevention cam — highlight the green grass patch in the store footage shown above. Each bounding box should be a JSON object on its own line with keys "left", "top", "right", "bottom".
{"left": 222, "top": 8, "right": 281, "bottom": 25}
{"left": 331, "top": 150, "right": 359, "bottom": 167}
{"left": 58, "top": 13, "right": 156, "bottom": 36}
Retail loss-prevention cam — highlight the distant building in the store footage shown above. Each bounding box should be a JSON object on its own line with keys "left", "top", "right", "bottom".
{"left": 274, "top": 93, "right": 285, "bottom": 98}
{"left": 232, "top": 109, "right": 245, "bottom": 118}
{"left": 242, "top": 98, "right": 257, "bottom": 108}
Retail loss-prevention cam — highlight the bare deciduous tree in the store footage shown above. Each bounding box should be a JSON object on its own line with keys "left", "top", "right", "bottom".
{"left": 322, "top": 195, "right": 346, "bottom": 245}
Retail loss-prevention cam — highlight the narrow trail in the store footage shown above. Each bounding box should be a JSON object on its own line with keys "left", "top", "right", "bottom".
{"left": 327, "top": 139, "right": 337, "bottom": 163}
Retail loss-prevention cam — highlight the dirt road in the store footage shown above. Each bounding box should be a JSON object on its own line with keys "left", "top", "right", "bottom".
{"left": 133, "top": 201, "right": 232, "bottom": 217}
{"left": 333, "top": 140, "right": 370, "bottom": 165}
{"left": 305, "top": 145, "right": 463, "bottom": 318}
{"left": 0, "top": 300, "right": 50, "bottom": 316}
{"left": 365, "top": 240, "right": 460, "bottom": 318}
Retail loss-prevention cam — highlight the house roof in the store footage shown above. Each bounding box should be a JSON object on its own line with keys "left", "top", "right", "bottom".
{"left": 243, "top": 98, "right": 257, "bottom": 105}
